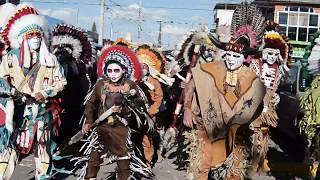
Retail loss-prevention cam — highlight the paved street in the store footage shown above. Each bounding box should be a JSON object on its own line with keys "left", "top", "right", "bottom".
{"left": 11, "top": 147, "right": 187, "bottom": 180}
{"left": 11, "top": 146, "right": 278, "bottom": 180}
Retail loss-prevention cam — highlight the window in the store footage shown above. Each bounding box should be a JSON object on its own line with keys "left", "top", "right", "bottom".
{"left": 298, "top": 28, "right": 307, "bottom": 41}
{"left": 279, "top": 13, "right": 288, "bottom": 24}
{"left": 278, "top": 6, "right": 320, "bottom": 42}
{"left": 309, "top": 15, "right": 318, "bottom": 26}
{"left": 300, "top": 7, "right": 309, "bottom": 12}
{"left": 280, "top": 26, "right": 287, "bottom": 34}
{"left": 289, "top": 13, "right": 298, "bottom": 26}
{"left": 288, "top": 27, "right": 297, "bottom": 40}
{"left": 290, "top": 7, "right": 299, "bottom": 12}
{"left": 308, "top": 28, "right": 318, "bottom": 40}
{"left": 299, "top": 13, "right": 308, "bottom": 26}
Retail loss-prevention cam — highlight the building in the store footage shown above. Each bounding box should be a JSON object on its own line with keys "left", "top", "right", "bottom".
{"left": 213, "top": 3, "right": 237, "bottom": 28}
{"left": 253, "top": 0, "right": 320, "bottom": 60}
{"left": 213, "top": 1, "right": 320, "bottom": 60}
{"left": 212, "top": 3, "right": 237, "bottom": 42}
{"left": 0, "top": 0, "right": 19, "bottom": 5}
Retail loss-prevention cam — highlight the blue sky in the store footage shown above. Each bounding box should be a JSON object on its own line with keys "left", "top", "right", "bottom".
{"left": 20, "top": 0, "right": 240, "bottom": 49}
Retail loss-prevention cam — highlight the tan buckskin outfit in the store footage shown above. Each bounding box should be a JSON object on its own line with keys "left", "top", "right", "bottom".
{"left": 142, "top": 76, "right": 163, "bottom": 164}
{"left": 184, "top": 61, "right": 265, "bottom": 180}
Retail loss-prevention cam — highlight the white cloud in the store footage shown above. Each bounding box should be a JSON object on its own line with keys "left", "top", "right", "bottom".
{"left": 51, "top": 8, "right": 77, "bottom": 25}
{"left": 162, "top": 24, "right": 189, "bottom": 36}
{"left": 39, "top": 8, "right": 98, "bottom": 31}
{"left": 109, "top": 3, "right": 167, "bottom": 22}
{"left": 190, "top": 15, "right": 207, "bottom": 23}
{"left": 39, "top": 8, "right": 77, "bottom": 26}
{"left": 79, "top": 16, "right": 99, "bottom": 31}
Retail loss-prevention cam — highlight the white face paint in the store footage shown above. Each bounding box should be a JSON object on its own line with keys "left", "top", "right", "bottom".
{"left": 106, "top": 63, "right": 124, "bottom": 83}
{"left": 224, "top": 51, "right": 245, "bottom": 71}
{"left": 28, "top": 36, "right": 41, "bottom": 51}
{"left": 262, "top": 48, "right": 280, "bottom": 65}
{"left": 141, "top": 63, "right": 149, "bottom": 77}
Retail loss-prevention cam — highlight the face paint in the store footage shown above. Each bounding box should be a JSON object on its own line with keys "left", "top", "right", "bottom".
{"left": 141, "top": 63, "right": 149, "bottom": 77}
{"left": 200, "top": 49, "right": 215, "bottom": 64}
{"left": 262, "top": 48, "right": 280, "bottom": 65}
{"left": 27, "top": 36, "right": 42, "bottom": 51}
{"left": 224, "top": 51, "right": 245, "bottom": 71}
{"left": 106, "top": 63, "right": 124, "bottom": 82}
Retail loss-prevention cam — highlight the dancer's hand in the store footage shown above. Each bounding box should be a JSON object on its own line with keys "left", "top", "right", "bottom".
{"left": 183, "top": 109, "right": 196, "bottom": 128}
{"left": 111, "top": 105, "right": 122, "bottom": 113}
{"left": 82, "top": 123, "right": 92, "bottom": 134}
{"left": 35, "top": 92, "right": 45, "bottom": 102}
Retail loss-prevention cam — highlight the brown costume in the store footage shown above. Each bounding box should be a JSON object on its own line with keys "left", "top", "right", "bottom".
{"left": 84, "top": 78, "right": 139, "bottom": 180}
{"left": 141, "top": 76, "right": 163, "bottom": 164}
{"left": 184, "top": 61, "right": 266, "bottom": 179}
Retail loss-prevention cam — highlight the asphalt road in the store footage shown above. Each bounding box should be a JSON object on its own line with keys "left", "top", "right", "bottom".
{"left": 11, "top": 147, "right": 277, "bottom": 180}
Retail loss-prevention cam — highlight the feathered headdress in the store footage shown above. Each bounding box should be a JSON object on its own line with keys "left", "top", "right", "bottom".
{"left": 113, "top": 37, "right": 132, "bottom": 48}
{"left": 263, "top": 21, "right": 291, "bottom": 71}
{"left": 0, "top": 3, "right": 16, "bottom": 33}
{"left": 1, "top": 4, "right": 49, "bottom": 49}
{"left": 1, "top": 4, "right": 54, "bottom": 67}
{"left": 0, "top": 3, "right": 16, "bottom": 56}
{"left": 176, "top": 31, "right": 213, "bottom": 66}
{"left": 51, "top": 24, "right": 96, "bottom": 64}
{"left": 136, "top": 44, "right": 174, "bottom": 86}
{"left": 97, "top": 45, "right": 141, "bottom": 81}
{"left": 209, "top": 2, "right": 265, "bottom": 57}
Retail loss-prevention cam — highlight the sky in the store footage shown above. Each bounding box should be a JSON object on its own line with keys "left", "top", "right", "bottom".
{"left": 20, "top": 0, "right": 241, "bottom": 49}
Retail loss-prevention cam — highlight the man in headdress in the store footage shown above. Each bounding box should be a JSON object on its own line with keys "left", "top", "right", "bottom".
{"left": 249, "top": 24, "right": 291, "bottom": 173}
{"left": 184, "top": 33, "right": 264, "bottom": 179}
{"left": 182, "top": 3, "right": 269, "bottom": 179}
{"left": 0, "top": 4, "right": 66, "bottom": 179}
{"left": 82, "top": 45, "right": 151, "bottom": 180}
{"left": 135, "top": 44, "right": 165, "bottom": 167}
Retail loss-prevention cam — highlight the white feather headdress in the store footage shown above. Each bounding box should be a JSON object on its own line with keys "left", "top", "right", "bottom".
{"left": 1, "top": 4, "right": 49, "bottom": 49}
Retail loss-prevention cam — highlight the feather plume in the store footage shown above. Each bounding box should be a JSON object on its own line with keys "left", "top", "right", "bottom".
{"left": 231, "top": 2, "right": 266, "bottom": 48}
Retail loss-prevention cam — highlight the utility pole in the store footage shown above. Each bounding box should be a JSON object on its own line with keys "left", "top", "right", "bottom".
{"left": 137, "top": 0, "right": 143, "bottom": 44}
{"left": 98, "top": 0, "right": 105, "bottom": 46}
{"left": 110, "top": 22, "right": 113, "bottom": 40}
{"left": 157, "top": 20, "right": 162, "bottom": 48}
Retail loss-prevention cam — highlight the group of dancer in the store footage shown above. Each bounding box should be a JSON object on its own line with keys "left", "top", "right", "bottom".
{"left": 1, "top": 1, "right": 319, "bottom": 180}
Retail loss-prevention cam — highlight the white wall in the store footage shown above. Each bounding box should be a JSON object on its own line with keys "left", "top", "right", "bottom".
{"left": 216, "top": 9, "right": 234, "bottom": 26}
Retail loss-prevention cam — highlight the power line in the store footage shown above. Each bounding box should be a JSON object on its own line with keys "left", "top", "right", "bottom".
{"left": 22, "top": 0, "right": 213, "bottom": 11}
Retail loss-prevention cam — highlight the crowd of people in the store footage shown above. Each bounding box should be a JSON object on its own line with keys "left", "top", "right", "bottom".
{"left": 0, "top": 1, "right": 319, "bottom": 180}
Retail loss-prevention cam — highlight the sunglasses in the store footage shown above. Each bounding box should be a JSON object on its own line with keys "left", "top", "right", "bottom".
{"left": 107, "top": 68, "right": 121, "bottom": 73}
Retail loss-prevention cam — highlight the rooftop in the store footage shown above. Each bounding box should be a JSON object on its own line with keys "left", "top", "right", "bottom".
{"left": 253, "top": 0, "right": 320, "bottom": 6}
{"left": 214, "top": 3, "right": 238, "bottom": 10}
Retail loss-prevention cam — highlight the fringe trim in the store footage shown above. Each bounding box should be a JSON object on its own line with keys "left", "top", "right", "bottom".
{"left": 209, "top": 152, "right": 247, "bottom": 180}
{"left": 72, "top": 128, "right": 153, "bottom": 179}
{"left": 183, "top": 130, "right": 204, "bottom": 179}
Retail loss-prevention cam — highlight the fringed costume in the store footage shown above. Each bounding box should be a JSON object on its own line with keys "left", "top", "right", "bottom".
{"left": 0, "top": 4, "right": 66, "bottom": 179}
{"left": 249, "top": 22, "right": 291, "bottom": 173}
{"left": 75, "top": 45, "right": 153, "bottom": 180}
{"left": 184, "top": 2, "right": 268, "bottom": 180}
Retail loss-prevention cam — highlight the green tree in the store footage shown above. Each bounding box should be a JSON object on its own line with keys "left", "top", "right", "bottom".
{"left": 91, "top": 22, "right": 97, "bottom": 33}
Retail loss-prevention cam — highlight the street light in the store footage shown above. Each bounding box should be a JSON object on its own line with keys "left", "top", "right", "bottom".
{"left": 157, "top": 20, "right": 162, "bottom": 48}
